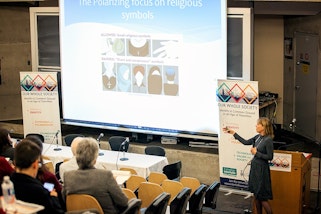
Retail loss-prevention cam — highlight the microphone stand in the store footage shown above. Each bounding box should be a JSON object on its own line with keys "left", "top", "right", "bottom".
{"left": 116, "top": 138, "right": 129, "bottom": 170}
{"left": 97, "top": 136, "right": 104, "bottom": 156}
{"left": 53, "top": 132, "right": 61, "bottom": 151}
{"left": 120, "top": 143, "right": 128, "bottom": 161}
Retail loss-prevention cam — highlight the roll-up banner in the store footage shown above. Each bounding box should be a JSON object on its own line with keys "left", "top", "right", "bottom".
{"left": 20, "top": 72, "right": 62, "bottom": 145}
{"left": 217, "top": 79, "right": 259, "bottom": 190}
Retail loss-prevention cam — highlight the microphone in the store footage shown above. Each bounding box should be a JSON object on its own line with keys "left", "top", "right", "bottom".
{"left": 116, "top": 137, "right": 130, "bottom": 169}
{"left": 97, "top": 133, "right": 104, "bottom": 156}
{"left": 53, "top": 130, "right": 62, "bottom": 151}
{"left": 119, "top": 137, "right": 129, "bottom": 161}
{"left": 97, "top": 133, "right": 104, "bottom": 142}
{"left": 120, "top": 137, "right": 129, "bottom": 147}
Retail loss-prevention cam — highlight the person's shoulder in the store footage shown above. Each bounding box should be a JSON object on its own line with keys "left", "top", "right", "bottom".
{"left": 95, "top": 168, "right": 113, "bottom": 177}
{"left": 64, "top": 169, "right": 78, "bottom": 179}
{"left": 42, "top": 170, "right": 58, "bottom": 180}
{"left": 0, "top": 156, "right": 10, "bottom": 165}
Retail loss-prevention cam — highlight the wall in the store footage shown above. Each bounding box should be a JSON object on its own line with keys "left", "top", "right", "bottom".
{"left": 284, "top": 14, "right": 321, "bottom": 141}
{"left": 0, "top": 1, "right": 58, "bottom": 121}
{"left": 254, "top": 16, "right": 284, "bottom": 125}
{"left": 0, "top": 6, "right": 31, "bottom": 120}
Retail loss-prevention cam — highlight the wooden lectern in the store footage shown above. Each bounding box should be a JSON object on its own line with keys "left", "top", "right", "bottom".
{"left": 252, "top": 150, "right": 311, "bottom": 214}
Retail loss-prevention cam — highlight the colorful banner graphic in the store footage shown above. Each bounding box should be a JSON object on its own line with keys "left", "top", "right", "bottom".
{"left": 20, "top": 72, "right": 62, "bottom": 145}
{"left": 270, "top": 152, "right": 292, "bottom": 172}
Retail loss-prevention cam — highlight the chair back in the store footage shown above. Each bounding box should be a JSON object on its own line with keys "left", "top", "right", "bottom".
{"left": 161, "top": 179, "right": 184, "bottom": 204}
{"left": 204, "top": 181, "right": 220, "bottom": 209}
{"left": 43, "top": 160, "right": 55, "bottom": 174}
{"left": 64, "top": 134, "right": 85, "bottom": 146}
{"left": 148, "top": 172, "right": 168, "bottom": 185}
{"left": 125, "top": 175, "right": 146, "bottom": 193}
{"left": 122, "top": 188, "right": 137, "bottom": 200}
{"left": 55, "top": 161, "right": 64, "bottom": 181}
{"left": 187, "top": 184, "right": 207, "bottom": 214}
{"left": 170, "top": 187, "right": 191, "bottom": 214}
{"left": 120, "top": 198, "right": 142, "bottom": 214}
{"left": 26, "top": 133, "right": 45, "bottom": 142}
{"left": 108, "top": 136, "right": 129, "bottom": 151}
{"left": 120, "top": 167, "right": 138, "bottom": 175}
{"left": 180, "top": 176, "right": 201, "bottom": 195}
{"left": 162, "top": 161, "right": 182, "bottom": 180}
{"left": 66, "top": 209, "right": 100, "bottom": 214}
{"left": 66, "top": 194, "right": 104, "bottom": 214}
{"left": 145, "top": 146, "right": 166, "bottom": 156}
{"left": 144, "top": 192, "right": 170, "bottom": 214}
{"left": 138, "top": 182, "right": 165, "bottom": 209}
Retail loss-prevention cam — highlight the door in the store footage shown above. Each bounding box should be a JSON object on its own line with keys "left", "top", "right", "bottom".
{"left": 294, "top": 32, "right": 318, "bottom": 139}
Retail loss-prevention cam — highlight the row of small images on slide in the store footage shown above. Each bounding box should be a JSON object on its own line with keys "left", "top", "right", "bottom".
{"left": 102, "top": 63, "right": 179, "bottom": 96}
{"left": 102, "top": 37, "right": 179, "bottom": 59}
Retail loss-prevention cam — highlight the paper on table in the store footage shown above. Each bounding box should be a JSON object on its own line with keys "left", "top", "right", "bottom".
{"left": 112, "top": 170, "right": 131, "bottom": 185}
{"left": 1, "top": 199, "right": 44, "bottom": 214}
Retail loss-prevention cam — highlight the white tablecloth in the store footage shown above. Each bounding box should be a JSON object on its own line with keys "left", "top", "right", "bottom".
{"left": 42, "top": 143, "right": 168, "bottom": 178}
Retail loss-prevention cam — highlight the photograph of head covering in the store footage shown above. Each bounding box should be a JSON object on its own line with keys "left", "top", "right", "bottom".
{"left": 128, "top": 38, "right": 150, "bottom": 57}
{"left": 164, "top": 66, "right": 179, "bottom": 96}
{"left": 132, "top": 65, "right": 146, "bottom": 93}
{"left": 148, "top": 65, "right": 162, "bottom": 95}
{"left": 117, "top": 64, "right": 131, "bottom": 92}
{"left": 102, "top": 61, "right": 116, "bottom": 90}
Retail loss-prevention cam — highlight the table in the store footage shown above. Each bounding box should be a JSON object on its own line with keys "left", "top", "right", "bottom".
{"left": 42, "top": 143, "right": 168, "bottom": 178}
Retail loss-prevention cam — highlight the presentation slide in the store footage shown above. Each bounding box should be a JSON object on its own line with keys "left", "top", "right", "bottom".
{"left": 59, "top": 0, "right": 227, "bottom": 140}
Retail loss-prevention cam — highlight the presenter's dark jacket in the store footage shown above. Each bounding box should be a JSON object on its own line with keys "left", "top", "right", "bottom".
{"left": 11, "top": 172, "right": 64, "bottom": 214}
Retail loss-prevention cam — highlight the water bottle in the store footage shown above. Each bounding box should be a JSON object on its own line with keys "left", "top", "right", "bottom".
{"left": 1, "top": 176, "right": 16, "bottom": 213}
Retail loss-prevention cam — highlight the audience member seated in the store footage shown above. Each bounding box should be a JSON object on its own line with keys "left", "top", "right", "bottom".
{"left": 62, "top": 137, "right": 128, "bottom": 214}
{"left": 59, "top": 137, "right": 82, "bottom": 183}
{"left": 0, "top": 156, "right": 14, "bottom": 196}
{"left": 60, "top": 136, "right": 104, "bottom": 183}
{"left": 11, "top": 139, "right": 64, "bottom": 214}
{"left": 26, "top": 135, "right": 63, "bottom": 195}
{"left": 0, "top": 128, "right": 15, "bottom": 161}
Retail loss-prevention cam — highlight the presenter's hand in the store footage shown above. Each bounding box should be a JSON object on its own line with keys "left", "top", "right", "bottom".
{"left": 223, "top": 127, "right": 235, "bottom": 135}
{"left": 251, "top": 147, "right": 257, "bottom": 155}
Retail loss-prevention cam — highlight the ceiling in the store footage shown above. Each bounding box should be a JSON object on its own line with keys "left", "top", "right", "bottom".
{"left": 228, "top": 0, "right": 321, "bottom": 15}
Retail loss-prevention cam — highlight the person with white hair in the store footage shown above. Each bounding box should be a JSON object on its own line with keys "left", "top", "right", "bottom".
{"left": 62, "top": 137, "right": 128, "bottom": 214}
{"left": 59, "top": 137, "right": 82, "bottom": 183}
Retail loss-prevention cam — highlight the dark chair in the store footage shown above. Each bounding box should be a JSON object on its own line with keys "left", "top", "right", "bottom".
{"left": 186, "top": 184, "right": 207, "bottom": 214}
{"left": 144, "top": 146, "right": 166, "bottom": 156}
{"left": 109, "top": 136, "right": 129, "bottom": 151}
{"left": 64, "top": 134, "right": 85, "bottom": 146}
{"left": 204, "top": 181, "right": 220, "bottom": 209}
{"left": 144, "top": 192, "right": 170, "bottom": 214}
{"left": 120, "top": 198, "right": 142, "bottom": 214}
{"left": 55, "top": 161, "right": 64, "bottom": 182}
{"left": 170, "top": 187, "right": 191, "bottom": 214}
{"left": 162, "top": 161, "right": 182, "bottom": 180}
{"left": 26, "top": 133, "right": 45, "bottom": 142}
